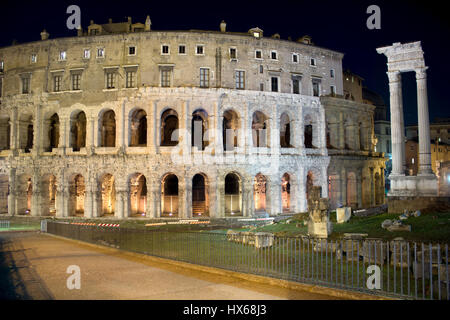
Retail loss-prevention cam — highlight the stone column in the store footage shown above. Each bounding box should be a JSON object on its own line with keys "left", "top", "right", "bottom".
{"left": 10, "top": 108, "right": 18, "bottom": 152}
{"left": 339, "top": 112, "right": 345, "bottom": 149}
{"left": 31, "top": 172, "right": 40, "bottom": 216}
{"left": 320, "top": 166, "right": 329, "bottom": 198}
{"left": 370, "top": 168, "right": 375, "bottom": 206}
{"left": 208, "top": 178, "right": 217, "bottom": 218}
{"left": 115, "top": 188, "right": 127, "bottom": 219}
{"left": 7, "top": 169, "right": 16, "bottom": 216}
{"left": 340, "top": 166, "right": 347, "bottom": 206}
{"left": 416, "top": 67, "right": 433, "bottom": 175}
{"left": 86, "top": 115, "right": 96, "bottom": 154}
{"left": 32, "top": 105, "right": 40, "bottom": 156}
{"left": 387, "top": 71, "right": 405, "bottom": 175}
{"left": 356, "top": 168, "right": 363, "bottom": 208}
{"left": 147, "top": 102, "right": 155, "bottom": 152}
{"left": 183, "top": 176, "right": 192, "bottom": 219}
{"left": 269, "top": 179, "right": 281, "bottom": 216}
{"left": 154, "top": 102, "right": 160, "bottom": 154}
{"left": 298, "top": 167, "right": 307, "bottom": 212}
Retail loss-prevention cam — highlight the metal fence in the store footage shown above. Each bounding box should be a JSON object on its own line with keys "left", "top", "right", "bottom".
{"left": 46, "top": 221, "right": 449, "bottom": 300}
{"left": 0, "top": 220, "right": 10, "bottom": 229}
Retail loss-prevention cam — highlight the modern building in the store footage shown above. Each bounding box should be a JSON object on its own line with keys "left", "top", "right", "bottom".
{"left": 405, "top": 138, "right": 450, "bottom": 175}
{"left": 0, "top": 16, "right": 385, "bottom": 218}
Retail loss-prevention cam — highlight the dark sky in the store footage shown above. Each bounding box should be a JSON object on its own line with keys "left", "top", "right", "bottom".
{"left": 1, "top": 0, "right": 449, "bottom": 125}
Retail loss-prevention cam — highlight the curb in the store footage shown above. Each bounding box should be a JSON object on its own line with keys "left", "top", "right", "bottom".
{"left": 43, "top": 232, "right": 394, "bottom": 300}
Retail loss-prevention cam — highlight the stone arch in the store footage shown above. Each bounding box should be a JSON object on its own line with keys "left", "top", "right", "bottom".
{"left": 18, "top": 114, "right": 33, "bottom": 153}
{"left": 68, "top": 174, "right": 85, "bottom": 217}
{"left": 129, "top": 108, "right": 147, "bottom": 147}
{"left": 222, "top": 109, "right": 240, "bottom": 150}
{"left": 70, "top": 110, "right": 87, "bottom": 151}
{"left": 328, "top": 171, "right": 340, "bottom": 209}
{"left": 129, "top": 173, "right": 147, "bottom": 216}
{"left": 99, "top": 173, "right": 115, "bottom": 216}
{"left": 160, "top": 109, "right": 179, "bottom": 146}
{"left": 161, "top": 173, "right": 178, "bottom": 216}
{"left": 44, "top": 113, "right": 60, "bottom": 152}
{"left": 304, "top": 112, "right": 318, "bottom": 149}
{"left": 192, "top": 109, "right": 209, "bottom": 150}
{"left": 0, "top": 175, "right": 8, "bottom": 214}
{"left": 192, "top": 173, "right": 209, "bottom": 217}
{"left": 280, "top": 112, "right": 292, "bottom": 148}
{"left": 99, "top": 109, "right": 116, "bottom": 147}
{"left": 224, "top": 172, "right": 242, "bottom": 215}
{"left": 252, "top": 111, "right": 270, "bottom": 148}
{"left": 0, "top": 115, "right": 11, "bottom": 151}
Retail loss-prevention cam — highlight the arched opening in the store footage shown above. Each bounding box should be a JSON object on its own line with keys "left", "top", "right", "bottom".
{"left": 100, "top": 174, "right": 115, "bottom": 216}
{"left": 0, "top": 116, "right": 11, "bottom": 151}
{"left": 281, "top": 173, "right": 291, "bottom": 212}
{"left": 225, "top": 173, "right": 241, "bottom": 215}
{"left": 222, "top": 110, "right": 239, "bottom": 151}
{"left": 304, "top": 114, "right": 316, "bottom": 149}
{"left": 161, "top": 174, "right": 178, "bottom": 216}
{"left": 47, "top": 113, "right": 60, "bottom": 152}
{"left": 191, "top": 109, "right": 208, "bottom": 150}
{"left": 346, "top": 172, "right": 357, "bottom": 208}
{"left": 18, "top": 114, "right": 34, "bottom": 153}
{"left": 130, "top": 109, "right": 147, "bottom": 147}
{"left": 0, "top": 175, "right": 8, "bottom": 214}
{"left": 252, "top": 111, "right": 269, "bottom": 147}
{"left": 280, "top": 113, "right": 292, "bottom": 148}
{"left": 69, "top": 174, "right": 85, "bottom": 216}
{"left": 99, "top": 110, "right": 116, "bottom": 147}
{"left": 328, "top": 173, "right": 340, "bottom": 209}
{"left": 129, "top": 173, "right": 147, "bottom": 216}
{"left": 70, "top": 111, "right": 86, "bottom": 151}
{"left": 254, "top": 173, "right": 267, "bottom": 212}
{"left": 160, "top": 109, "right": 179, "bottom": 146}
{"left": 17, "top": 175, "right": 32, "bottom": 215}
{"left": 41, "top": 174, "right": 57, "bottom": 216}
{"left": 192, "top": 173, "right": 209, "bottom": 217}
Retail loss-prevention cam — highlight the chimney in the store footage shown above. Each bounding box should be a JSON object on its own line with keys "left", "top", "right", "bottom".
{"left": 220, "top": 20, "right": 226, "bottom": 32}
{"left": 40, "top": 29, "right": 49, "bottom": 40}
{"left": 145, "top": 15, "right": 152, "bottom": 31}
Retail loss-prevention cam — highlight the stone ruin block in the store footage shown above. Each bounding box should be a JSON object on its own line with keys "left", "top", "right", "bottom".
{"left": 336, "top": 207, "right": 351, "bottom": 223}
{"left": 389, "top": 240, "right": 411, "bottom": 267}
{"left": 254, "top": 232, "right": 274, "bottom": 248}
{"left": 362, "top": 240, "right": 387, "bottom": 264}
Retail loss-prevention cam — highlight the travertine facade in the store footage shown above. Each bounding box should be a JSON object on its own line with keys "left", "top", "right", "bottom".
{"left": 0, "top": 18, "right": 385, "bottom": 218}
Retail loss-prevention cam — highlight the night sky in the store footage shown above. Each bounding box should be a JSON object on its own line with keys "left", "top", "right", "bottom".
{"left": 1, "top": 0, "right": 449, "bottom": 125}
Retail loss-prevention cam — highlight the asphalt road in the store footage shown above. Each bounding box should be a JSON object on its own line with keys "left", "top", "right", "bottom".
{"left": 0, "top": 231, "right": 341, "bottom": 300}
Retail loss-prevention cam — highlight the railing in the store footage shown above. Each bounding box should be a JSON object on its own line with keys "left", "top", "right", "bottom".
{"left": 46, "top": 221, "right": 449, "bottom": 300}
{"left": 0, "top": 220, "right": 10, "bottom": 229}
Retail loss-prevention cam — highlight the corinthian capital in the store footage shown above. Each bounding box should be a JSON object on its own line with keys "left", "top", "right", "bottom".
{"left": 387, "top": 71, "right": 401, "bottom": 83}
{"left": 415, "top": 67, "right": 428, "bottom": 80}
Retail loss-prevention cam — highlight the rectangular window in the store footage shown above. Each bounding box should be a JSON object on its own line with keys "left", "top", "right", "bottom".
{"left": 0, "top": 61, "right": 3, "bottom": 72}
{"left": 178, "top": 45, "right": 186, "bottom": 54}
{"left": 235, "top": 70, "right": 245, "bottom": 89}
{"left": 229, "top": 48, "right": 237, "bottom": 60}
{"left": 330, "top": 69, "right": 335, "bottom": 78}
{"left": 271, "top": 77, "right": 278, "bottom": 92}
{"left": 161, "top": 69, "right": 171, "bottom": 87}
{"left": 271, "top": 51, "right": 277, "bottom": 60}
{"left": 259, "top": 65, "right": 263, "bottom": 73}
{"left": 260, "top": 83, "right": 264, "bottom": 91}
{"left": 126, "top": 70, "right": 136, "bottom": 88}
{"left": 199, "top": 68, "right": 210, "bottom": 88}
{"left": 106, "top": 72, "right": 116, "bottom": 89}
{"left": 83, "top": 49, "right": 90, "bottom": 59}
{"left": 128, "top": 46, "right": 136, "bottom": 56}
{"left": 71, "top": 73, "right": 81, "bottom": 90}
{"left": 59, "top": 51, "right": 67, "bottom": 61}
{"left": 292, "top": 53, "right": 299, "bottom": 63}
{"left": 312, "top": 79, "right": 321, "bottom": 96}
{"left": 53, "top": 75, "right": 62, "bottom": 92}
{"left": 292, "top": 77, "right": 301, "bottom": 94}
{"left": 31, "top": 54, "right": 37, "bottom": 63}
{"left": 196, "top": 45, "right": 204, "bottom": 55}
{"left": 310, "top": 58, "right": 316, "bottom": 66}
{"left": 330, "top": 85, "right": 336, "bottom": 95}
{"left": 0, "top": 77, "right": 3, "bottom": 97}
{"left": 97, "top": 48, "right": 105, "bottom": 58}
{"left": 255, "top": 50, "right": 262, "bottom": 59}
{"left": 21, "top": 76, "right": 30, "bottom": 94}
{"left": 161, "top": 45, "right": 169, "bottom": 55}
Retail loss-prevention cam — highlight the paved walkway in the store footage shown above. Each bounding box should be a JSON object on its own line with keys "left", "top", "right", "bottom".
{"left": 0, "top": 232, "right": 341, "bottom": 300}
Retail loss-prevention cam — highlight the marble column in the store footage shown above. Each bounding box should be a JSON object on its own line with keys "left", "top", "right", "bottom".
{"left": 387, "top": 71, "right": 405, "bottom": 175}
{"left": 356, "top": 168, "right": 363, "bottom": 208}
{"left": 416, "top": 67, "right": 433, "bottom": 175}
{"left": 7, "top": 169, "right": 16, "bottom": 216}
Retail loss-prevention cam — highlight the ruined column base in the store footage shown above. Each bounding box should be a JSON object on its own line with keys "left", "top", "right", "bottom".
{"left": 307, "top": 221, "right": 332, "bottom": 238}
{"left": 388, "top": 173, "right": 438, "bottom": 197}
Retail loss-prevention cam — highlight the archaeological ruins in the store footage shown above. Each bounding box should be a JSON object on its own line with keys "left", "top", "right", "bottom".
{"left": 0, "top": 17, "right": 386, "bottom": 219}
